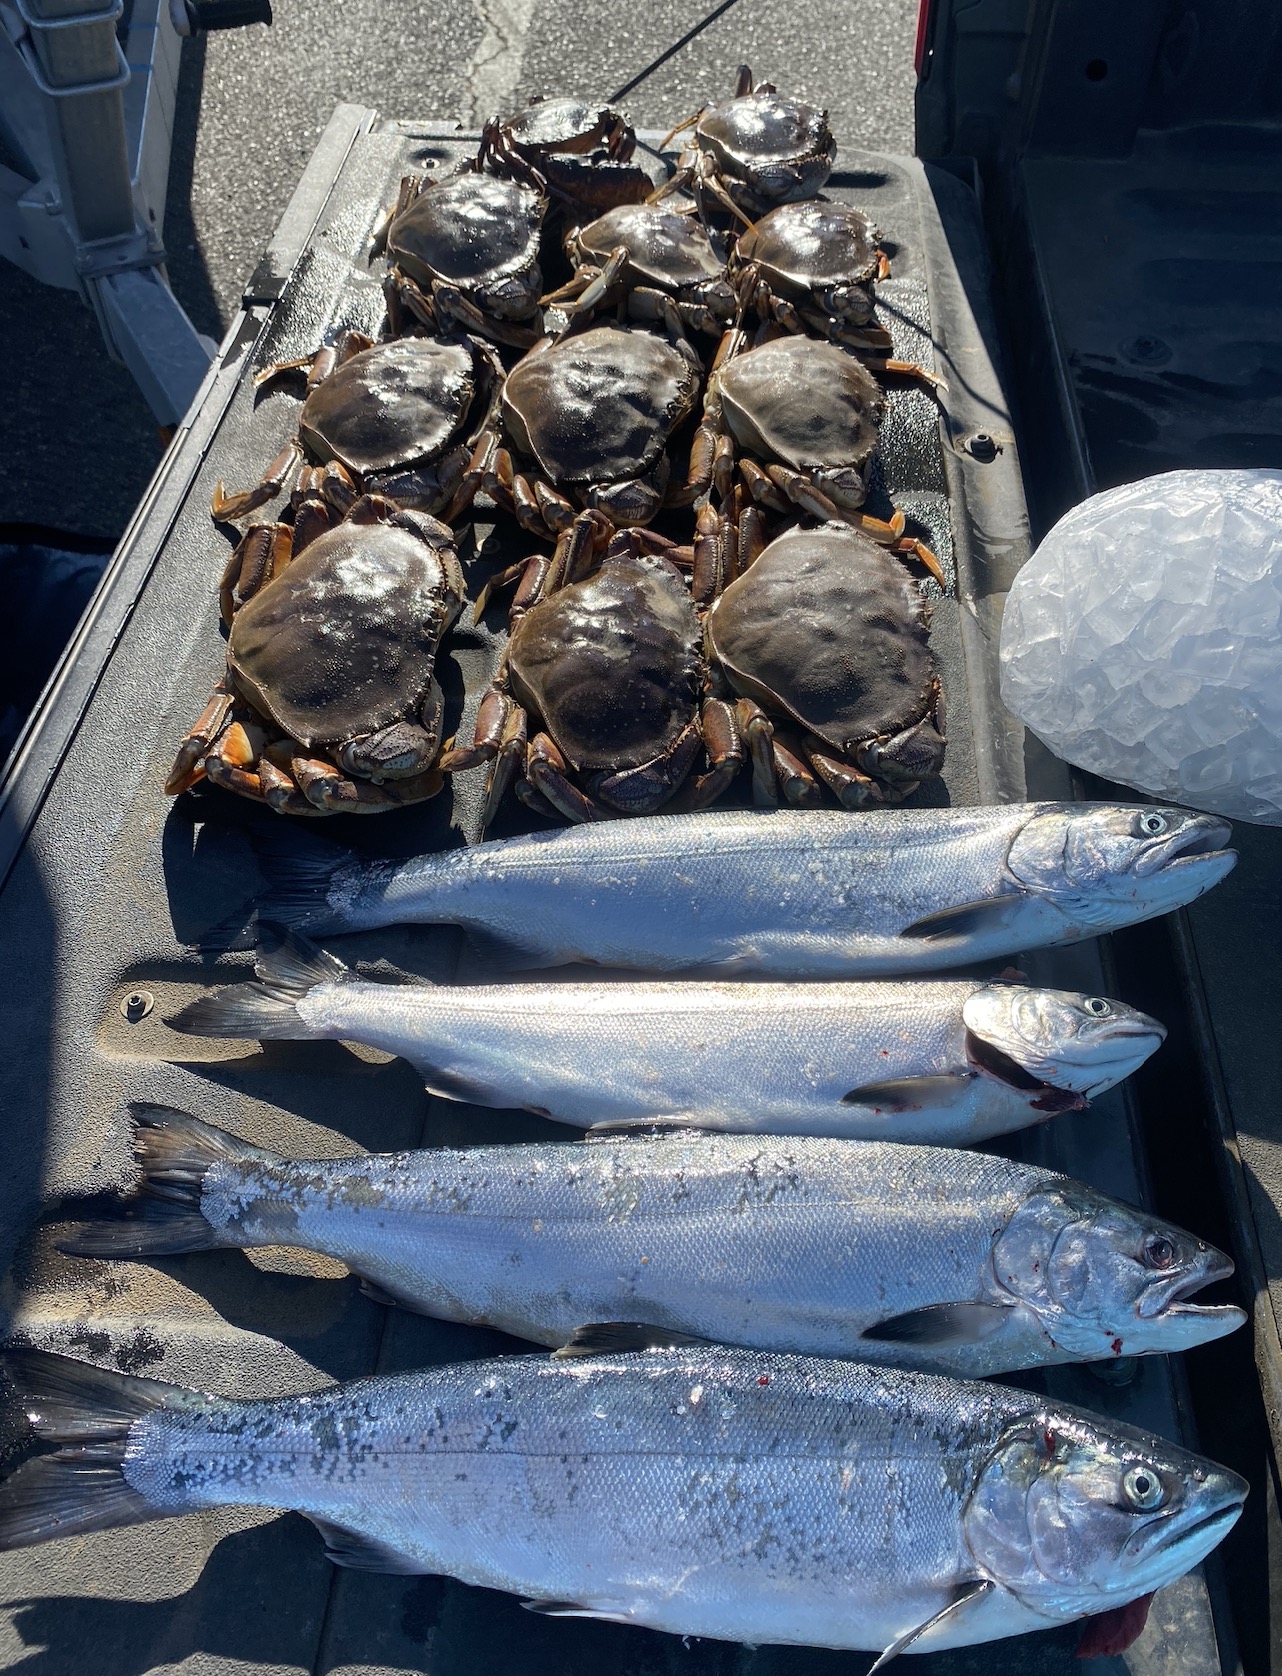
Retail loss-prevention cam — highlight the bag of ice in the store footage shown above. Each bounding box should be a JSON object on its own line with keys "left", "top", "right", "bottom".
{"left": 999, "top": 469, "right": 1282, "bottom": 824}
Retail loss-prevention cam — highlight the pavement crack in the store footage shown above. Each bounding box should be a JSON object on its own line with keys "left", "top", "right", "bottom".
{"left": 463, "top": 0, "right": 537, "bottom": 130}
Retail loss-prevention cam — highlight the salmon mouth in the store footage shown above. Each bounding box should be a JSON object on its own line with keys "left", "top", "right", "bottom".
{"left": 1132, "top": 1500, "right": 1244, "bottom": 1563}
{"left": 1135, "top": 818, "right": 1233, "bottom": 876}
{"left": 1138, "top": 1254, "right": 1237, "bottom": 1320}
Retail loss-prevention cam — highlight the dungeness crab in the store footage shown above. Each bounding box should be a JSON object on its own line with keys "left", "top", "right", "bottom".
{"left": 167, "top": 497, "right": 464, "bottom": 816}
{"left": 478, "top": 96, "right": 650, "bottom": 212}
{"left": 461, "top": 320, "right": 703, "bottom": 539}
{"left": 443, "top": 521, "right": 743, "bottom": 827}
{"left": 731, "top": 199, "right": 896, "bottom": 358}
{"left": 704, "top": 521, "right": 946, "bottom": 808}
{"left": 378, "top": 169, "right": 546, "bottom": 348}
{"left": 683, "top": 332, "right": 941, "bottom": 581}
{"left": 542, "top": 202, "right": 736, "bottom": 336}
{"left": 652, "top": 65, "right": 835, "bottom": 223}
{"left": 209, "top": 334, "right": 503, "bottom": 535}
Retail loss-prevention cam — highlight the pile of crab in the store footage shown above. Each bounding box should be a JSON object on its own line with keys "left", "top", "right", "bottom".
{"left": 167, "top": 69, "right": 947, "bottom": 827}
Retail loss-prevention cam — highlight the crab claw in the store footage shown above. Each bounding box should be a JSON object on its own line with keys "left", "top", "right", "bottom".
{"left": 857, "top": 716, "right": 947, "bottom": 784}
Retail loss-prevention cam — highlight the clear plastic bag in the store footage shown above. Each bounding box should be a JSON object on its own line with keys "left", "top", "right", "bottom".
{"left": 999, "top": 469, "right": 1282, "bottom": 823}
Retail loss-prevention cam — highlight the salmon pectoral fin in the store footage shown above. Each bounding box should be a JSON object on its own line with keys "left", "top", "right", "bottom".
{"left": 356, "top": 1277, "right": 433, "bottom": 1314}
{"left": 898, "top": 897, "right": 1022, "bottom": 942}
{"left": 841, "top": 1074, "right": 975, "bottom": 1113}
{"left": 554, "top": 1322, "right": 717, "bottom": 1359}
{"left": 862, "top": 1301, "right": 1015, "bottom": 1347}
{"left": 309, "top": 1517, "right": 432, "bottom": 1574}
{"left": 869, "top": 1579, "right": 996, "bottom": 1672}
{"left": 585, "top": 1115, "right": 710, "bottom": 1135}
{"left": 522, "top": 1600, "right": 635, "bottom": 1624}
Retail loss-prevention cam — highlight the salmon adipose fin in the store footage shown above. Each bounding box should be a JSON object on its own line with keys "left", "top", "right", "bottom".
{"left": 57, "top": 1105, "right": 278, "bottom": 1259}
{"left": 168, "top": 923, "right": 352, "bottom": 1039}
{"left": 0, "top": 1349, "right": 213, "bottom": 1549}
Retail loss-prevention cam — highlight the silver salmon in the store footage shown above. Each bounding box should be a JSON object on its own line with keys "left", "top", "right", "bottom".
{"left": 0, "top": 1346, "right": 1246, "bottom": 1659}
{"left": 248, "top": 802, "right": 1235, "bottom": 976}
{"left": 61, "top": 1107, "right": 1244, "bottom": 1377}
{"left": 169, "top": 933, "right": 1166, "bottom": 1143}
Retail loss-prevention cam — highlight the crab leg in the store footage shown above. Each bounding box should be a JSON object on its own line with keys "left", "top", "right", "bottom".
{"left": 737, "top": 500, "right": 767, "bottom": 571}
{"left": 164, "top": 678, "right": 234, "bottom": 795}
{"left": 439, "top": 686, "right": 517, "bottom": 773}
{"left": 804, "top": 737, "right": 902, "bottom": 809}
{"left": 525, "top": 733, "right": 606, "bottom": 824}
{"left": 548, "top": 511, "right": 608, "bottom": 594}
{"left": 219, "top": 522, "right": 294, "bottom": 624}
{"left": 444, "top": 431, "right": 500, "bottom": 526}
{"left": 772, "top": 732, "right": 826, "bottom": 806}
{"left": 539, "top": 265, "right": 601, "bottom": 308}
{"left": 691, "top": 500, "right": 735, "bottom": 603}
{"left": 481, "top": 704, "right": 528, "bottom": 830}
{"left": 678, "top": 697, "right": 746, "bottom": 809}
{"left": 296, "top": 759, "right": 444, "bottom": 814}
{"left": 895, "top": 536, "right": 947, "bottom": 589}
{"left": 734, "top": 697, "right": 778, "bottom": 806}
{"left": 257, "top": 755, "right": 321, "bottom": 817}
{"left": 738, "top": 459, "right": 791, "bottom": 514}
{"left": 657, "top": 108, "right": 704, "bottom": 151}
{"left": 211, "top": 439, "right": 302, "bottom": 523}
{"left": 762, "top": 463, "right": 845, "bottom": 522}
{"left": 485, "top": 448, "right": 571, "bottom": 539}
{"left": 512, "top": 779, "right": 563, "bottom": 821}
{"left": 551, "top": 246, "right": 628, "bottom": 318}
{"left": 369, "top": 173, "right": 423, "bottom": 259}
{"left": 434, "top": 281, "right": 543, "bottom": 350}
{"left": 693, "top": 161, "right": 755, "bottom": 230}
{"left": 865, "top": 355, "right": 948, "bottom": 393}
{"left": 202, "top": 713, "right": 273, "bottom": 805}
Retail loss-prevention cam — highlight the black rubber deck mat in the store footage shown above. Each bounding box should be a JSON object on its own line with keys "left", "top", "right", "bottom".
{"left": 0, "top": 108, "right": 1236, "bottom": 1675}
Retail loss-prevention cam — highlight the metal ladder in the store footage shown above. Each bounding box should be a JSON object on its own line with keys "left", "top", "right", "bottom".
{"left": 0, "top": 0, "right": 269, "bottom": 425}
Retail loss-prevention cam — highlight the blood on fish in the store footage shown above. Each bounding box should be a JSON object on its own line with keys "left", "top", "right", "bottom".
{"left": 1111, "top": 1337, "right": 1123, "bottom": 1356}
{"left": 1075, "top": 1592, "right": 1154, "bottom": 1658}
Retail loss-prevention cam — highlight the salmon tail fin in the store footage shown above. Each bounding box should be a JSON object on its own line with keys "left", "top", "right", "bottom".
{"left": 250, "top": 825, "right": 361, "bottom": 935}
{"left": 168, "top": 922, "right": 351, "bottom": 1039}
{"left": 0, "top": 1349, "right": 212, "bottom": 1550}
{"left": 58, "top": 1105, "right": 280, "bottom": 1259}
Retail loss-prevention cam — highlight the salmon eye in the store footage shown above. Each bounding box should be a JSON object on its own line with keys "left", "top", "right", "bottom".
{"left": 1143, "top": 1234, "right": 1177, "bottom": 1269}
{"left": 1122, "top": 1466, "right": 1166, "bottom": 1511}
{"left": 1083, "top": 997, "right": 1111, "bottom": 1017}
{"left": 1140, "top": 813, "right": 1168, "bottom": 836}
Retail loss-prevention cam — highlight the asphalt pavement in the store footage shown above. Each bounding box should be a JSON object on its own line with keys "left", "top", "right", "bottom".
{"left": 0, "top": 0, "right": 918, "bottom": 539}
